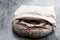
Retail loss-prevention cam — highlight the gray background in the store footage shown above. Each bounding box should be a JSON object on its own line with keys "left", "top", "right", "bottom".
{"left": 0, "top": 0, "right": 60, "bottom": 40}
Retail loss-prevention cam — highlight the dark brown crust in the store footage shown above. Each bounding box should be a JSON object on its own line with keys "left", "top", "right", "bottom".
{"left": 12, "top": 18, "right": 55, "bottom": 38}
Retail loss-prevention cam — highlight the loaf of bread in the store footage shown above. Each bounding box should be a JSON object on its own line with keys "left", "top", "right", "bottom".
{"left": 12, "top": 5, "right": 56, "bottom": 38}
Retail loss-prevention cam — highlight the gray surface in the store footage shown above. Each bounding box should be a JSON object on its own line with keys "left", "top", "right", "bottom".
{"left": 0, "top": 0, "right": 60, "bottom": 40}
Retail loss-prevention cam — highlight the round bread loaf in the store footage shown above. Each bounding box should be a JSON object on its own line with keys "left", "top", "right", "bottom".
{"left": 12, "top": 5, "right": 56, "bottom": 38}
